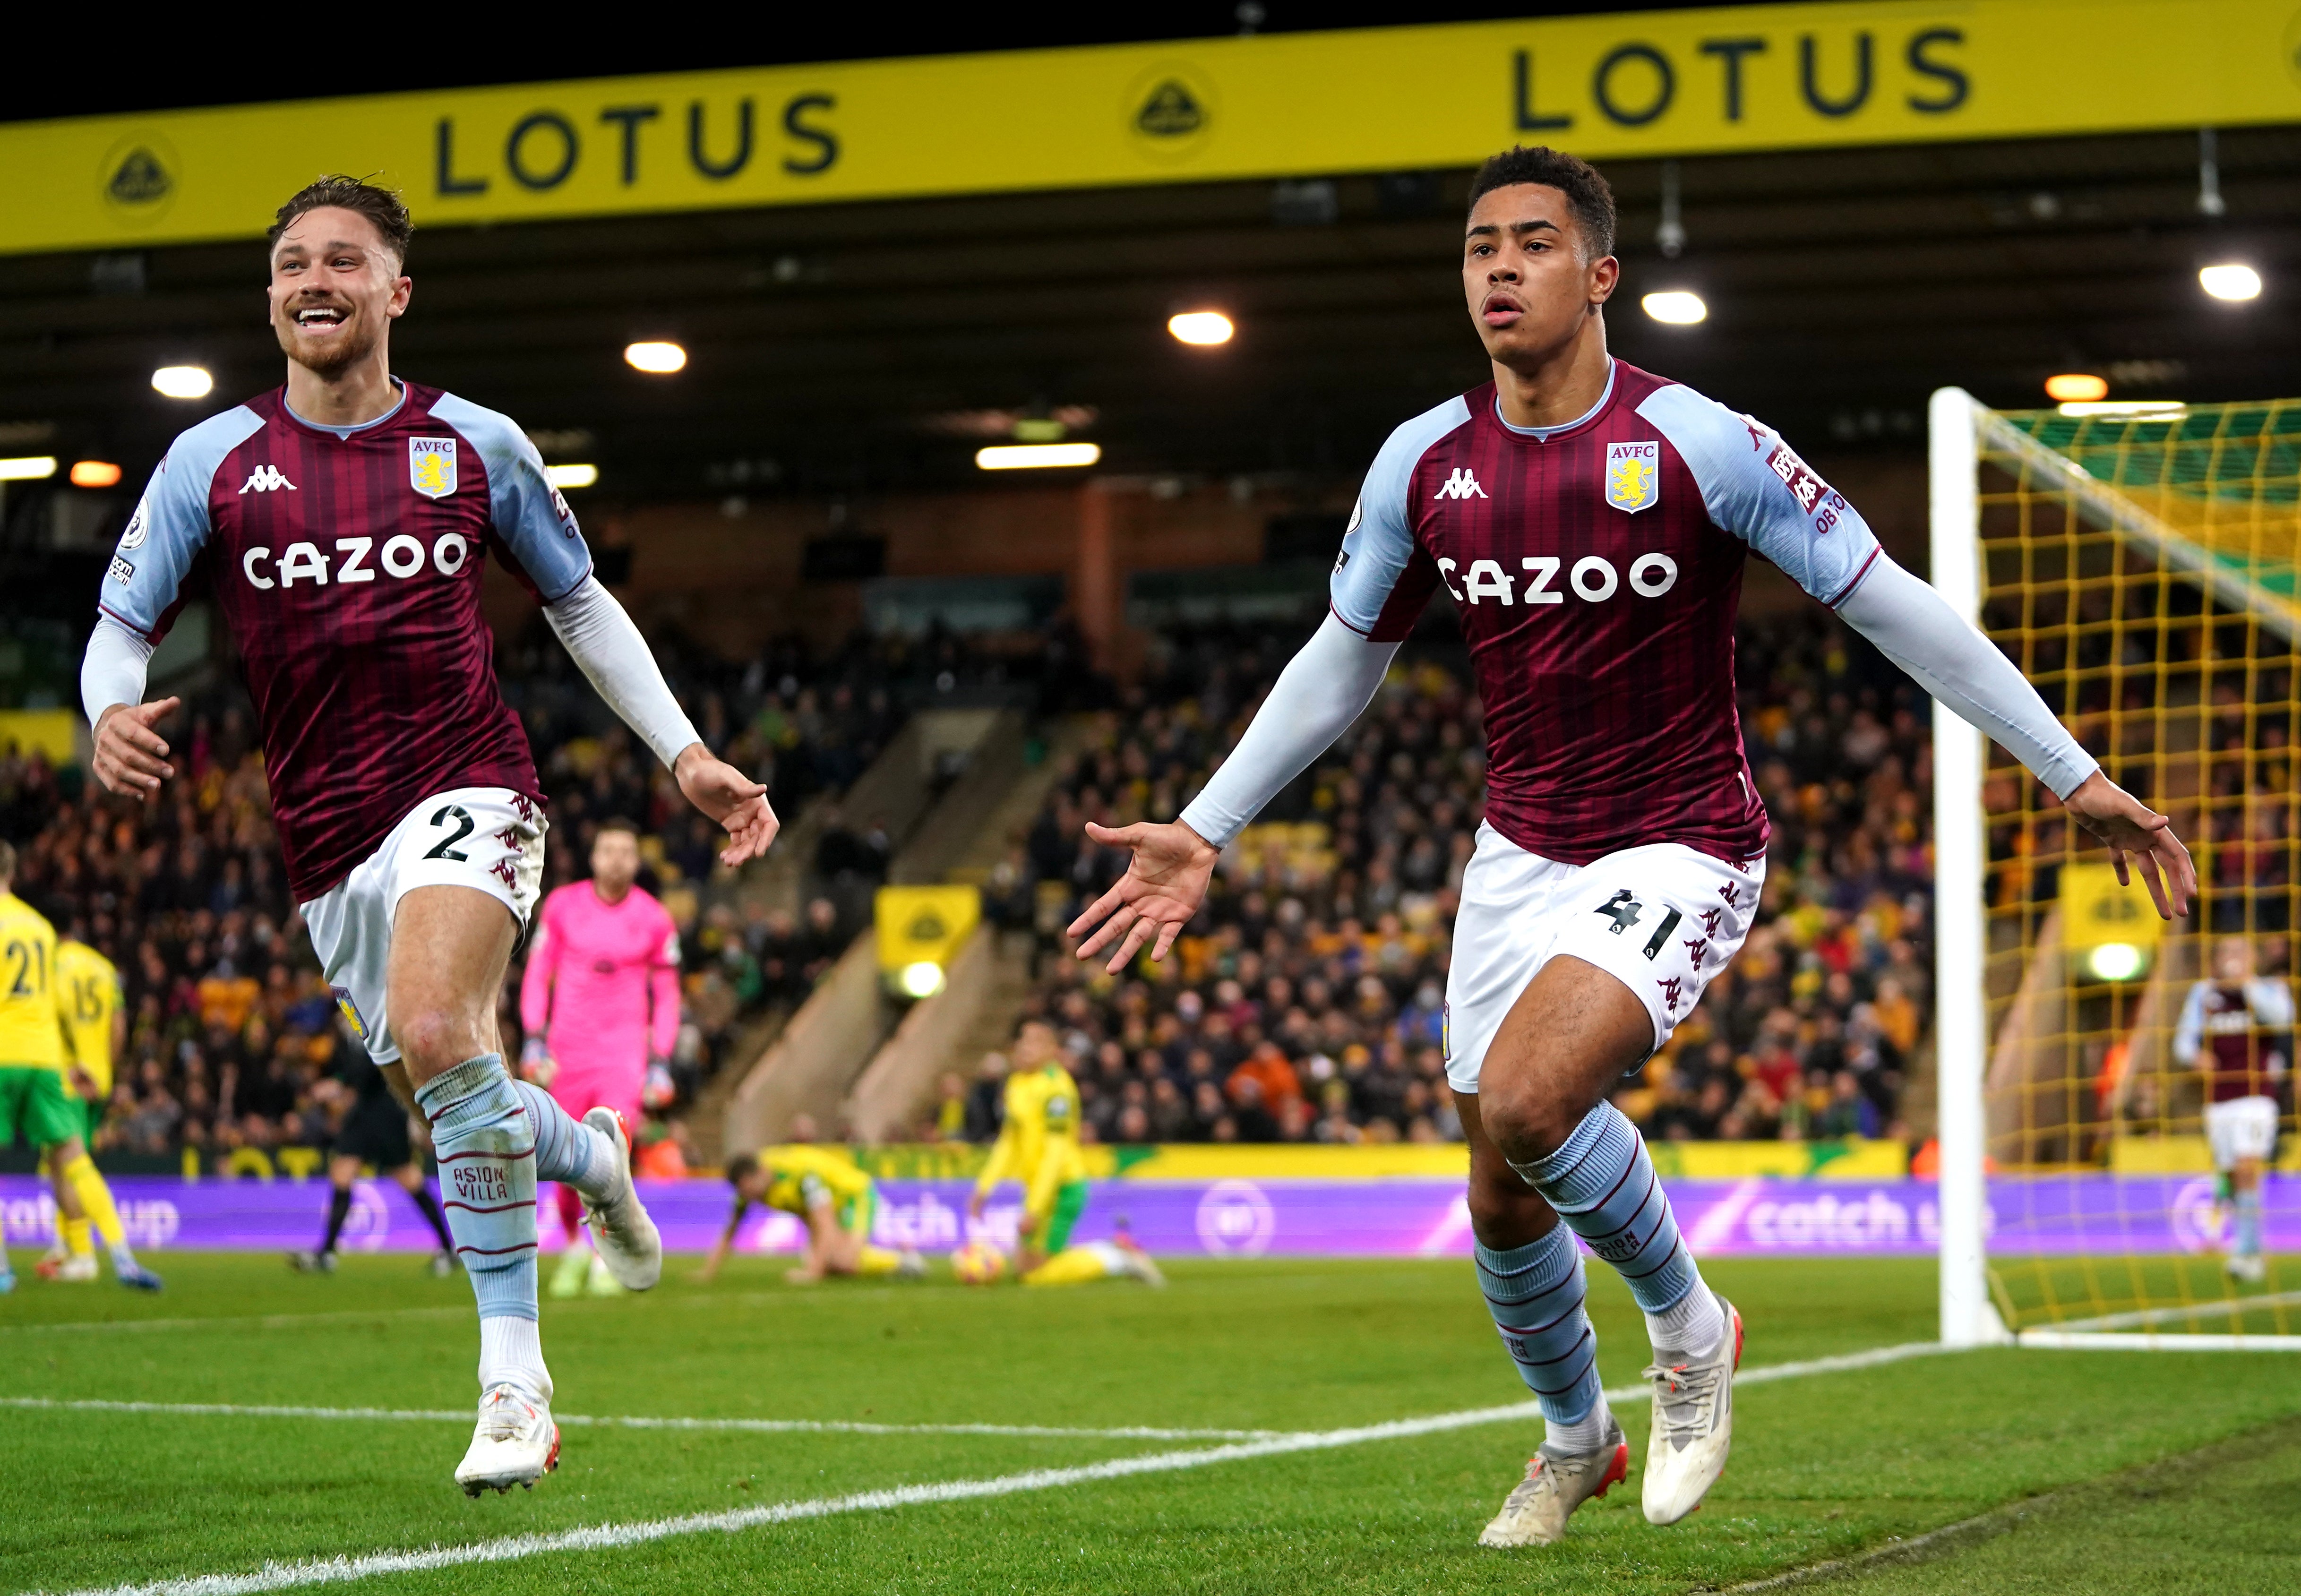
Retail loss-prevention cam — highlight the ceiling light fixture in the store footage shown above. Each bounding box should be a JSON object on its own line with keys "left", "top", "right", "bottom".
{"left": 2043, "top": 374, "right": 2109, "bottom": 403}
{"left": 151, "top": 365, "right": 213, "bottom": 400}
{"left": 1641, "top": 290, "right": 1707, "bottom": 325}
{"left": 2198, "top": 263, "right": 2262, "bottom": 301}
{"left": 624, "top": 341, "right": 688, "bottom": 373}
{"left": 1168, "top": 311, "right": 1235, "bottom": 346}
{"left": 546, "top": 463, "right": 600, "bottom": 489}
{"left": 0, "top": 456, "right": 58, "bottom": 481}
{"left": 69, "top": 460, "right": 123, "bottom": 488}
{"left": 976, "top": 443, "right": 1101, "bottom": 471}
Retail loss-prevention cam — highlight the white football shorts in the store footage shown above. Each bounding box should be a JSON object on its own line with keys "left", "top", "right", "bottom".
{"left": 2204, "top": 1094, "right": 2279, "bottom": 1170}
{"left": 301, "top": 786, "right": 548, "bottom": 1065}
{"left": 1444, "top": 823, "right": 1765, "bottom": 1096}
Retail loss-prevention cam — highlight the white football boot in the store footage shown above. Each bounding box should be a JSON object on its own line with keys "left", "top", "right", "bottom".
{"left": 39, "top": 1253, "right": 99, "bottom": 1283}
{"left": 1640, "top": 1293, "right": 1744, "bottom": 1526}
{"left": 896, "top": 1250, "right": 928, "bottom": 1280}
{"left": 2228, "top": 1253, "right": 2267, "bottom": 1285}
{"left": 578, "top": 1108, "right": 661, "bottom": 1291}
{"left": 455, "top": 1383, "right": 561, "bottom": 1496}
{"left": 1477, "top": 1416, "right": 1629, "bottom": 1547}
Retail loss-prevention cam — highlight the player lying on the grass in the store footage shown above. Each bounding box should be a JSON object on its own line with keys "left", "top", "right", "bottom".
{"left": 519, "top": 818, "right": 681, "bottom": 1301}
{"left": 35, "top": 922, "right": 160, "bottom": 1288}
{"left": 1070, "top": 143, "right": 2196, "bottom": 1549}
{"left": 289, "top": 1052, "right": 458, "bottom": 1277}
{"left": 699, "top": 1136, "right": 926, "bottom": 1285}
{"left": 966, "top": 1020, "right": 1163, "bottom": 1289}
{"left": 80, "top": 176, "right": 777, "bottom": 1495}
{"left": 0, "top": 854, "right": 161, "bottom": 1293}
{"left": 2173, "top": 935, "right": 2292, "bottom": 1285}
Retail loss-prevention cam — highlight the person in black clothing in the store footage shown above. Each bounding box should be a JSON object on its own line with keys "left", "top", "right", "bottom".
{"left": 289, "top": 1051, "right": 456, "bottom": 1276}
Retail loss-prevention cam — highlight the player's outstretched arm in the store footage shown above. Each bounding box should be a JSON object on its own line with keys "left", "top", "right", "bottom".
{"left": 1069, "top": 612, "right": 1398, "bottom": 971}
{"left": 83, "top": 615, "right": 178, "bottom": 801}
{"left": 540, "top": 575, "right": 780, "bottom": 866}
{"left": 1836, "top": 554, "right": 2194, "bottom": 918}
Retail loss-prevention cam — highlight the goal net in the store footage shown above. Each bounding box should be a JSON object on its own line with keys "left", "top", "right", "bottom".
{"left": 1931, "top": 387, "right": 2301, "bottom": 1350}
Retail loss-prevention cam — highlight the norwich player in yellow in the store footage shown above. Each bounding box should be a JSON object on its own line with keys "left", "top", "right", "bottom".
{"left": 36, "top": 927, "right": 133, "bottom": 1282}
{"left": 698, "top": 1132, "right": 925, "bottom": 1285}
{"left": 0, "top": 844, "right": 159, "bottom": 1293}
{"left": 968, "top": 1020, "right": 1162, "bottom": 1288}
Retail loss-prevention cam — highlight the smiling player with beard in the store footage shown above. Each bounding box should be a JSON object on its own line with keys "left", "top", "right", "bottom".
{"left": 1068, "top": 145, "right": 2196, "bottom": 1548}
{"left": 81, "top": 176, "right": 780, "bottom": 1496}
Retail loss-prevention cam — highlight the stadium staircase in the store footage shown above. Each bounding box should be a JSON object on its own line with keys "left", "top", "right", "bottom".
{"left": 716, "top": 710, "right": 1085, "bottom": 1158}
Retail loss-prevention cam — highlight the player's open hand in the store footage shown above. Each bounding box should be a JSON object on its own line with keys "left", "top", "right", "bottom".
{"left": 674, "top": 744, "right": 780, "bottom": 867}
{"left": 2062, "top": 770, "right": 2196, "bottom": 919}
{"left": 92, "top": 697, "right": 181, "bottom": 800}
{"left": 1067, "top": 819, "right": 1220, "bottom": 973}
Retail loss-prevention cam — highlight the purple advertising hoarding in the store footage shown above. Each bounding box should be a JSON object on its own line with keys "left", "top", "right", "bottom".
{"left": 2, "top": 1174, "right": 2290, "bottom": 1259}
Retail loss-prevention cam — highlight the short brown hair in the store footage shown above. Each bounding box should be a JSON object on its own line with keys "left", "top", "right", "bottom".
{"left": 597, "top": 817, "right": 641, "bottom": 839}
{"left": 1468, "top": 146, "right": 1617, "bottom": 261}
{"left": 269, "top": 176, "right": 413, "bottom": 265}
{"left": 0, "top": 839, "right": 14, "bottom": 885}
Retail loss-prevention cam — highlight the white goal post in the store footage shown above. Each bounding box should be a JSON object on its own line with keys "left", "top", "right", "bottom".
{"left": 1928, "top": 386, "right": 2301, "bottom": 1352}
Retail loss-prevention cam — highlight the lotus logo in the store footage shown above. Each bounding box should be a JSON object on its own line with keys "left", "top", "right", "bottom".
{"left": 107, "top": 147, "right": 172, "bottom": 206}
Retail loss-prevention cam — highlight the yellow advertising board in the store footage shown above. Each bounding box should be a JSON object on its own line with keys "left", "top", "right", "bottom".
{"left": 4, "top": 1, "right": 2297, "bottom": 257}
{"left": 874, "top": 885, "right": 981, "bottom": 975}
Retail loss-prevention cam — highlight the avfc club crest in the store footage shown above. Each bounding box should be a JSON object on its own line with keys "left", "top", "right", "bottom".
{"left": 1605, "top": 440, "right": 1660, "bottom": 514}
{"left": 409, "top": 437, "right": 458, "bottom": 499}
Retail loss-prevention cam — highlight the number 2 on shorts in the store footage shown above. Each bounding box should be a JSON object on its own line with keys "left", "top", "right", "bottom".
{"left": 425, "top": 804, "right": 476, "bottom": 861}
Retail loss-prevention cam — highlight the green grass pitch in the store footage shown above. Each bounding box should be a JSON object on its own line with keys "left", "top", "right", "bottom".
{"left": 2, "top": 1253, "right": 2298, "bottom": 1594}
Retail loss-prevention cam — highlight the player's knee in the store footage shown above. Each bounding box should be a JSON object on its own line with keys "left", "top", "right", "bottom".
{"left": 391, "top": 1004, "right": 482, "bottom": 1080}
{"left": 1477, "top": 1075, "right": 1583, "bottom": 1167}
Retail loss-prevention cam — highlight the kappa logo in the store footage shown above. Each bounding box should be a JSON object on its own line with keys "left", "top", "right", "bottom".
{"left": 409, "top": 437, "right": 458, "bottom": 499}
{"left": 1432, "top": 467, "right": 1488, "bottom": 501}
{"left": 1657, "top": 976, "right": 1684, "bottom": 1013}
{"left": 239, "top": 464, "right": 296, "bottom": 494}
{"left": 1605, "top": 441, "right": 1660, "bottom": 514}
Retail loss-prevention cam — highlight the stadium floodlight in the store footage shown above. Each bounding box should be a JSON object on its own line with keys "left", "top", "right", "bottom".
{"left": 69, "top": 460, "right": 124, "bottom": 488}
{"left": 2055, "top": 400, "right": 2185, "bottom": 419}
{"left": 624, "top": 340, "right": 688, "bottom": 373}
{"left": 897, "top": 960, "right": 946, "bottom": 998}
{"left": 151, "top": 365, "right": 213, "bottom": 400}
{"left": 976, "top": 442, "right": 1100, "bottom": 470}
{"left": 1640, "top": 290, "right": 1707, "bottom": 325}
{"left": 2043, "top": 374, "right": 2108, "bottom": 403}
{"left": 0, "top": 455, "right": 58, "bottom": 481}
{"left": 1168, "top": 310, "right": 1235, "bottom": 346}
{"left": 545, "top": 463, "right": 599, "bottom": 489}
{"left": 2198, "top": 262, "right": 2262, "bottom": 301}
{"left": 2083, "top": 942, "right": 2146, "bottom": 982}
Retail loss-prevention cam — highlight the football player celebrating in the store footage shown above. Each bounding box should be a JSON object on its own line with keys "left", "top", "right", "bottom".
{"left": 82, "top": 178, "right": 777, "bottom": 1494}
{"left": 2172, "top": 937, "right": 2292, "bottom": 1283}
{"left": 1069, "top": 145, "right": 2193, "bottom": 1547}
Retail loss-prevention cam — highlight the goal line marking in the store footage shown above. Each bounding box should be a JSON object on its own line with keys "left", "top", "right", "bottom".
{"left": 48, "top": 1340, "right": 1953, "bottom": 1596}
{"left": 2035, "top": 1288, "right": 2301, "bottom": 1334}
{"left": 0, "top": 1397, "right": 1277, "bottom": 1443}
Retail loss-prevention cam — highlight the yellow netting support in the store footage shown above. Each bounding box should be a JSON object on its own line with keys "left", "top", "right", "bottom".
{"left": 1975, "top": 398, "right": 2301, "bottom": 1337}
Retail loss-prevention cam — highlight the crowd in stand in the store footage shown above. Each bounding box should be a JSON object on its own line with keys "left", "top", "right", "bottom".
{"left": 971, "top": 612, "right": 1934, "bottom": 1147}
{"left": 1, "top": 618, "right": 1023, "bottom": 1162}
{"left": 4, "top": 601, "right": 1934, "bottom": 1159}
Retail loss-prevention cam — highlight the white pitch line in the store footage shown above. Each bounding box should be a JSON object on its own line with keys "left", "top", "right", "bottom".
{"left": 0, "top": 1397, "right": 1274, "bottom": 1442}
{"left": 44, "top": 1340, "right": 1952, "bottom": 1596}
{"left": 2043, "top": 1287, "right": 2301, "bottom": 1334}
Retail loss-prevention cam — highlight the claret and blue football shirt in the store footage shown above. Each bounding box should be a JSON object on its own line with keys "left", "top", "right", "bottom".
{"left": 101, "top": 381, "right": 592, "bottom": 901}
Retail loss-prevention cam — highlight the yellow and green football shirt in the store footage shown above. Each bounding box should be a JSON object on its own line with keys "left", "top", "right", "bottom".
{"left": 975, "top": 1064, "right": 1089, "bottom": 1222}
{"left": 759, "top": 1144, "right": 877, "bottom": 1231}
{"left": 55, "top": 939, "right": 120, "bottom": 1098}
{"left": 0, "top": 892, "right": 63, "bottom": 1068}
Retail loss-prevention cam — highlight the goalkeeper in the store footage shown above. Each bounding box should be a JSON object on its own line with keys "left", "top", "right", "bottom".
{"left": 968, "top": 1020, "right": 1161, "bottom": 1288}
{"left": 698, "top": 1140, "right": 924, "bottom": 1285}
